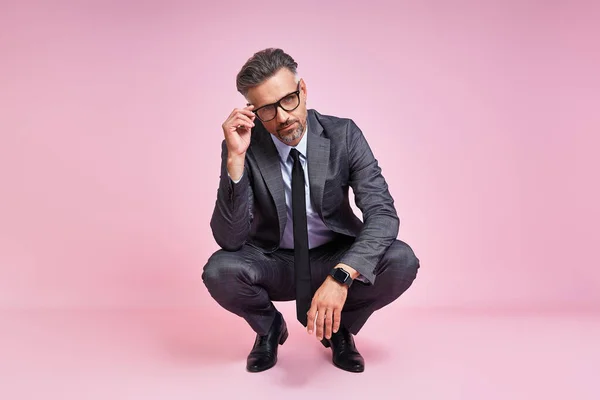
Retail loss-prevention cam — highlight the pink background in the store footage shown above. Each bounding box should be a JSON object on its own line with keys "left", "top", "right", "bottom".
{"left": 2, "top": 0, "right": 599, "bottom": 311}
{"left": 1, "top": 0, "right": 599, "bottom": 398}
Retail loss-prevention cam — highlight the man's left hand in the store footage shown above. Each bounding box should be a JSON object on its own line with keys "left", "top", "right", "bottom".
{"left": 306, "top": 263, "right": 358, "bottom": 340}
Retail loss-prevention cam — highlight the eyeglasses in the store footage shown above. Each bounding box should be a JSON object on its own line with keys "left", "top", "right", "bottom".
{"left": 250, "top": 82, "right": 301, "bottom": 122}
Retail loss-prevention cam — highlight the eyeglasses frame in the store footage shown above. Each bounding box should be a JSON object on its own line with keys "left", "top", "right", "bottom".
{"left": 247, "top": 82, "right": 301, "bottom": 122}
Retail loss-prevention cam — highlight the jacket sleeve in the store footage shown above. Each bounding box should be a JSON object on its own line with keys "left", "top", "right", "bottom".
{"left": 338, "top": 120, "right": 399, "bottom": 285}
{"left": 209, "top": 140, "right": 254, "bottom": 251}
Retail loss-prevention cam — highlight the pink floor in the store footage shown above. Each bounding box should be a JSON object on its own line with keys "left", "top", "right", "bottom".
{"left": 1, "top": 303, "right": 598, "bottom": 400}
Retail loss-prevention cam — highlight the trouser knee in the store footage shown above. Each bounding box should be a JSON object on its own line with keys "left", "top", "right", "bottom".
{"left": 202, "top": 250, "right": 255, "bottom": 305}
{"left": 378, "top": 240, "right": 420, "bottom": 292}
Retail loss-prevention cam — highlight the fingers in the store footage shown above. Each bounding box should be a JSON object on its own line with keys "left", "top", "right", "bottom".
{"left": 233, "top": 114, "right": 255, "bottom": 129}
{"left": 223, "top": 106, "right": 256, "bottom": 132}
{"left": 332, "top": 308, "right": 341, "bottom": 334}
{"left": 309, "top": 302, "right": 340, "bottom": 340}
{"left": 307, "top": 303, "right": 317, "bottom": 334}
{"left": 232, "top": 105, "right": 255, "bottom": 120}
{"left": 231, "top": 110, "right": 254, "bottom": 126}
{"left": 324, "top": 308, "right": 333, "bottom": 339}
{"left": 316, "top": 306, "right": 326, "bottom": 340}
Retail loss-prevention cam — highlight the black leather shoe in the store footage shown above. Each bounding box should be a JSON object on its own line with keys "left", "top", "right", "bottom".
{"left": 321, "top": 326, "right": 365, "bottom": 372}
{"left": 246, "top": 311, "right": 288, "bottom": 372}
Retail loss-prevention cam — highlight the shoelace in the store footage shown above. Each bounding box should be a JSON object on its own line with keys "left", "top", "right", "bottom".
{"left": 257, "top": 335, "right": 269, "bottom": 347}
{"left": 331, "top": 332, "right": 353, "bottom": 355}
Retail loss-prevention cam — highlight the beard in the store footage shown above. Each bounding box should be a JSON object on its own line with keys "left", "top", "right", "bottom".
{"left": 276, "top": 120, "right": 305, "bottom": 144}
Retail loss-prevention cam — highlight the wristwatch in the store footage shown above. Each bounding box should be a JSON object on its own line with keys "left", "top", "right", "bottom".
{"left": 329, "top": 267, "right": 353, "bottom": 288}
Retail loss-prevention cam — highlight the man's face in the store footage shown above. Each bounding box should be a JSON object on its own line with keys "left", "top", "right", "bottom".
{"left": 246, "top": 68, "right": 308, "bottom": 147}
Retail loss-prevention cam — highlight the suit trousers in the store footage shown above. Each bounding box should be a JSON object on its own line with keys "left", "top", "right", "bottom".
{"left": 202, "top": 234, "right": 420, "bottom": 336}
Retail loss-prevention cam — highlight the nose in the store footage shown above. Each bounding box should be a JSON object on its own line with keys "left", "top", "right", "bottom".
{"left": 276, "top": 106, "right": 290, "bottom": 125}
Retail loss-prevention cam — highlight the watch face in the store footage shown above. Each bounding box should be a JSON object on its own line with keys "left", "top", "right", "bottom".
{"left": 334, "top": 268, "right": 349, "bottom": 282}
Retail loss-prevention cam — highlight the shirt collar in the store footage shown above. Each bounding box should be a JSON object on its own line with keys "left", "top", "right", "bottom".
{"left": 270, "top": 121, "right": 309, "bottom": 163}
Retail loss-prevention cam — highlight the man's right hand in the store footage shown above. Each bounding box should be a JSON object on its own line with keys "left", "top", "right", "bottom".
{"left": 222, "top": 105, "right": 255, "bottom": 181}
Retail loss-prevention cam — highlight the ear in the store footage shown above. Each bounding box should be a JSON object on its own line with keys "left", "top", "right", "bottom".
{"left": 300, "top": 78, "right": 307, "bottom": 100}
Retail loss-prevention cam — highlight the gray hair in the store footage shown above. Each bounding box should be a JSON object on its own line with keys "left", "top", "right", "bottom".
{"left": 236, "top": 48, "right": 299, "bottom": 97}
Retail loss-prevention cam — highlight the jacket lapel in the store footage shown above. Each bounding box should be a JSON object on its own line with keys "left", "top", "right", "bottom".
{"left": 306, "top": 110, "right": 330, "bottom": 218}
{"left": 251, "top": 122, "right": 287, "bottom": 242}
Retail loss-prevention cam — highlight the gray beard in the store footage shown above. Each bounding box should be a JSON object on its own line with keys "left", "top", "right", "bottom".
{"left": 277, "top": 122, "right": 305, "bottom": 144}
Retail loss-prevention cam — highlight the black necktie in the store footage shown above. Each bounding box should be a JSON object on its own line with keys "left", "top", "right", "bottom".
{"left": 290, "top": 148, "right": 312, "bottom": 326}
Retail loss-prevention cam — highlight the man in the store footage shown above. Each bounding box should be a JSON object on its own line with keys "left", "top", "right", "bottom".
{"left": 202, "top": 48, "right": 420, "bottom": 373}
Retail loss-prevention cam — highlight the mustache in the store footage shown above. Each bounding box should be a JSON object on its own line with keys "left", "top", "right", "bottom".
{"left": 278, "top": 121, "right": 297, "bottom": 131}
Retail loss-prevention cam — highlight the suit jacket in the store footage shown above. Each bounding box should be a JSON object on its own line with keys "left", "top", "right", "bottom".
{"left": 210, "top": 109, "right": 399, "bottom": 284}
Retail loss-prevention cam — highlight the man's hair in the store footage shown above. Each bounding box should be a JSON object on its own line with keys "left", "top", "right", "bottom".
{"left": 236, "top": 48, "right": 298, "bottom": 97}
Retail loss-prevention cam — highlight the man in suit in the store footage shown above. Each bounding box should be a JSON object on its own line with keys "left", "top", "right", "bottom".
{"left": 202, "top": 48, "right": 420, "bottom": 373}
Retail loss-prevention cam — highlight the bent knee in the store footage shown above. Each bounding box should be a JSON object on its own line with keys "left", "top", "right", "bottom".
{"left": 383, "top": 240, "right": 420, "bottom": 281}
{"left": 202, "top": 250, "right": 255, "bottom": 288}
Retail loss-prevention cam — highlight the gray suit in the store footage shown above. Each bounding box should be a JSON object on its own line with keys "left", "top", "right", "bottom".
{"left": 203, "top": 109, "right": 420, "bottom": 335}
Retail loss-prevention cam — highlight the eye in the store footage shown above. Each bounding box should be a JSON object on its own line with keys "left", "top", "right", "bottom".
{"left": 256, "top": 104, "right": 277, "bottom": 119}
{"left": 281, "top": 94, "right": 296, "bottom": 106}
